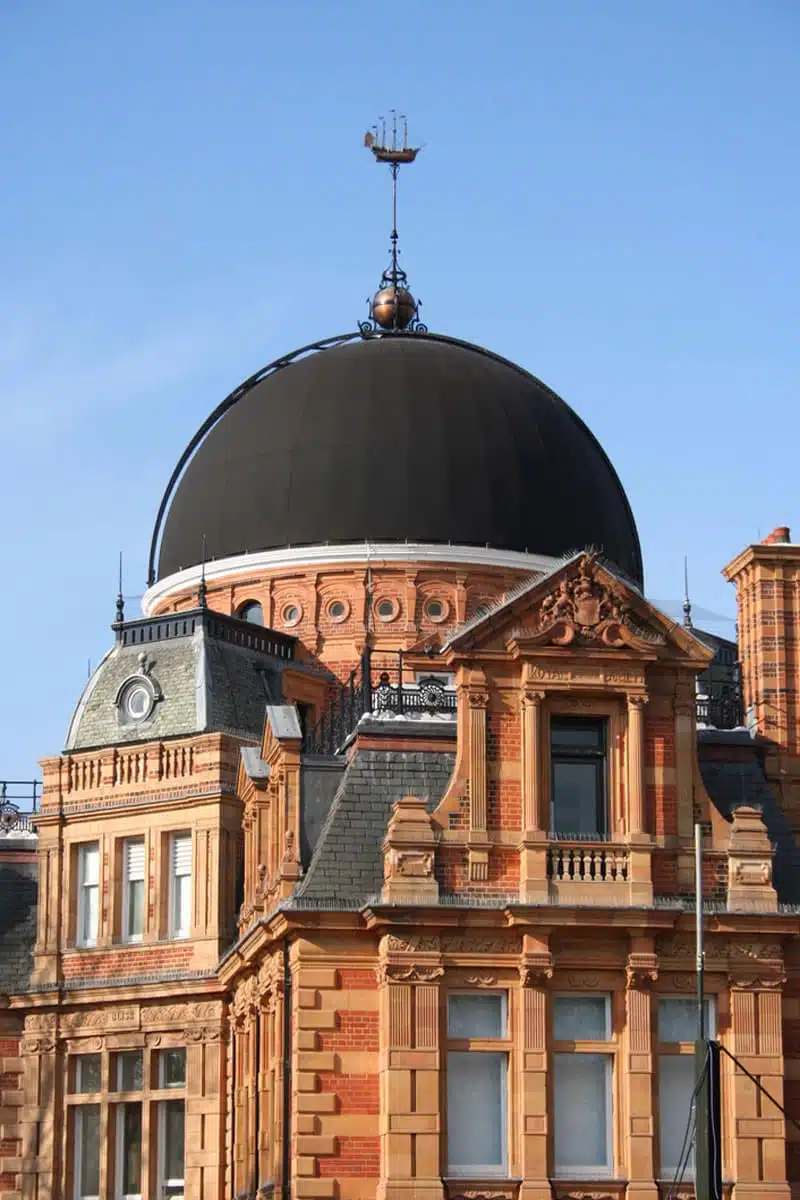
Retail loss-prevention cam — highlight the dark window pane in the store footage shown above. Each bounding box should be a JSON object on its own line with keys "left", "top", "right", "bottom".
{"left": 551, "top": 718, "right": 604, "bottom": 749}
{"left": 163, "top": 1100, "right": 185, "bottom": 1182}
{"left": 75, "top": 1055, "right": 102, "bottom": 1093}
{"left": 552, "top": 761, "right": 604, "bottom": 834}
{"left": 122, "top": 1102, "right": 142, "bottom": 1194}
{"left": 77, "top": 1105, "right": 100, "bottom": 1196}
{"left": 117, "top": 1052, "right": 143, "bottom": 1092}
{"left": 160, "top": 1049, "right": 186, "bottom": 1088}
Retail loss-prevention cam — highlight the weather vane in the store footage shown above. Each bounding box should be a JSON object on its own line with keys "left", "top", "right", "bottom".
{"left": 361, "top": 112, "right": 426, "bottom": 334}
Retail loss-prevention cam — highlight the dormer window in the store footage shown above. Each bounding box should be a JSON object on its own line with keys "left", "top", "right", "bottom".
{"left": 550, "top": 716, "right": 607, "bottom": 837}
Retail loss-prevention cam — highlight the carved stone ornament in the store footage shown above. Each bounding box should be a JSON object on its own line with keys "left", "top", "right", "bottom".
{"left": 567, "top": 972, "right": 601, "bottom": 989}
{"left": 441, "top": 934, "right": 521, "bottom": 955}
{"left": 21, "top": 1036, "right": 56, "bottom": 1054}
{"left": 385, "top": 933, "right": 441, "bottom": 953}
{"left": 626, "top": 952, "right": 659, "bottom": 990}
{"left": 391, "top": 849, "right": 435, "bottom": 877}
{"left": 514, "top": 553, "right": 665, "bottom": 649}
{"left": 24, "top": 1013, "right": 57, "bottom": 1032}
{"left": 468, "top": 690, "right": 490, "bottom": 709}
{"left": 465, "top": 974, "right": 498, "bottom": 987}
{"left": 729, "top": 970, "right": 787, "bottom": 991}
{"left": 376, "top": 963, "right": 444, "bottom": 986}
{"left": 519, "top": 954, "right": 554, "bottom": 988}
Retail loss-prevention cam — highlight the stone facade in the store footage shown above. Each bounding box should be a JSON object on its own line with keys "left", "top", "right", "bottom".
{"left": 4, "top": 532, "right": 800, "bottom": 1200}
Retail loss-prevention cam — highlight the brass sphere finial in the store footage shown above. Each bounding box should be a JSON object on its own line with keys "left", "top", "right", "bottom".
{"left": 371, "top": 285, "right": 417, "bottom": 331}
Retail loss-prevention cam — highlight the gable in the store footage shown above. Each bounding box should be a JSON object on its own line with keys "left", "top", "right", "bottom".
{"left": 444, "top": 553, "right": 713, "bottom": 665}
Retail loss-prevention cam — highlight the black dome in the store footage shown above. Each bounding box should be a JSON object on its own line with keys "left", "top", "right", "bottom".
{"left": 155, "top": 333, "right": 643, "bottom": 585}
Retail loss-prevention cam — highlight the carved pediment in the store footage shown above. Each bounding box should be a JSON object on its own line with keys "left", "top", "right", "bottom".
{"left": 445, "top": 552, "right": 713, "bottom": 663}
{"left": 512, "top": 554, "right": 663, "bottom": 650}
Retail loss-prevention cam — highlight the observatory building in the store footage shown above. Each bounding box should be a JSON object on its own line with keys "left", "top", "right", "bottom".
{"left": 2, "top": 122, "right": 800, "bottom": 1200}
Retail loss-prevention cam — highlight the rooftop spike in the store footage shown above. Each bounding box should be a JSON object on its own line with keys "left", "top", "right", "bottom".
{"left": 683, "top": 555, "right": 693, "bottom": 628}
{"left": 115, "top": 551, "right": 125, "bottom": 625}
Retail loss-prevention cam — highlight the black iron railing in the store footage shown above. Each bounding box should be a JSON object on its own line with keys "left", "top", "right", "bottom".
{"left": 302, "top": 649, "right": 456, "bottom": 755}
{"left": 0, "top": 780, "right": 40, "bottom": 835}
{"left": 696, "top": 691, "right": 744, "bottom": 730}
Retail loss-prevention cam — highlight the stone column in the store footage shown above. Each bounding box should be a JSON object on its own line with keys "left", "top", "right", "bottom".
{"left": 467, "top": 686, "right": 491, "bottom": 882}
{"left": 625, "top": 947, "right": 658, "bottom": 1200}
{"left": 377, "top": 935, "right": 444, "bottom": 1200}
{"left": 518, "top": 936, "right": 552, "bottom": 1200}
{"left": 520, "top": 690, "right": 548, "bottom": 903}
{"left": 626, "top": 693, "right": 648, "bottom": 839}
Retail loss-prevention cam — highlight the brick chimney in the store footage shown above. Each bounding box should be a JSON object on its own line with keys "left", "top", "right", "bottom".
{"left": 724, "top": 526, "right": 800, "bottom": 832}
{"left": 724, "top": 525, "right": 798, "bottom": 752}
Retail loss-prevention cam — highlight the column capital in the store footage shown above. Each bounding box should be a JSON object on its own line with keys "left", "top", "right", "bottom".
{"left": 627, "top": 691, "right": 650, "bottom": 710}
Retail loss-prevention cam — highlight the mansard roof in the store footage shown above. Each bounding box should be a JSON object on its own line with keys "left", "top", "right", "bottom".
{"left": 65, "top": 608, "right": 296, "bottom": 752}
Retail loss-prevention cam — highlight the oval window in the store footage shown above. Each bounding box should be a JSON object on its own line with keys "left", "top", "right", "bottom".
{"left": 376, "top": 599, "right": 396, "bottom": 622}
{"left": 282, "top": 604, "right": 301, "bottom": 627}
{"left": 329, "top": 601, "right": 347, "bottom": 621}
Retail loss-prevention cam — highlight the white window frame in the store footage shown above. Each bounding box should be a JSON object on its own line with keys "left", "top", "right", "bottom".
{"left": 122, "top": 838, "right": 145, "bottom": 944}
{"left": 657, "top": 996, "right": 717, "bottom": 1181}
{"left": 553, "top": 993, "right": 615, "bottom": 1179}
{"left": 74, "top": 1104, "right": 101, "bottom": 1200}
{"left": 157, "top": 1097, "right": 186, "bottom": 1199}
{"left": 168, "top": 832, "right": 192, "bottom": 940}
{"left": 446, "top": 991, "right": 509, "bottom": 1179}
{"left": 76, "top": 843, "right": 100, "bottom": 948}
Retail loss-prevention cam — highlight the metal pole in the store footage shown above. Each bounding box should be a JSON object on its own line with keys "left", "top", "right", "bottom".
{"left": 695, "top": 822, "right": 705, "bottom": 1040}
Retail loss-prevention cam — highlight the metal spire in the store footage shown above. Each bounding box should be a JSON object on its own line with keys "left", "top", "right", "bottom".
{"left": 115, "top": 551, "right": 125, "bottom": 625}
{"left": 198, "top": 535, "right": 208, "bottom": 609}
{"left": 683, "top": 555, "right": 693, "bottom": 628}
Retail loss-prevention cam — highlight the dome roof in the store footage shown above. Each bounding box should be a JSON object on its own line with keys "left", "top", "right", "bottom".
{"left": 155, "top": 333, "right": 643, "bottom": 585}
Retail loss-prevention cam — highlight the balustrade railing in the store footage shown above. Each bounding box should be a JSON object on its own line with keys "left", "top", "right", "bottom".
{"left": 0, "top": 780, "right": 40, "bottom": 834}
{"left": 547, "top": 839, "right": 629, "bottom": 884}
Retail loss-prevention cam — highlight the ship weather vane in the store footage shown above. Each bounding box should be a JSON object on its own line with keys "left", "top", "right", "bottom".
{"left": 361, "top": 112, "right": 426, "bottom": 334}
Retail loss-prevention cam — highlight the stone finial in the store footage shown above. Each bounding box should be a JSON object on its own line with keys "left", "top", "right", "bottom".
{"left": 727, "top": 805, "right": 777, "bottom": 912}
{"left": 381, "top": 795, "right": 439, "bottom": 904}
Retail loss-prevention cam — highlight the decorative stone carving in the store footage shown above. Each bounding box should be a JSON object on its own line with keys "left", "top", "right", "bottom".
{"left": 385, "top": 933, "right": 441, "bottom": 953}
{"left": 519, "top": 952, "right": 554, "bottom": 988}
{"left": 61, "top": 1007, "right": 139, "bottom": 1031}
{"left": 441, "top": 934, "right": 522, "bottom": 954}
{"left": 626, "top": 952, "right": 659, "bottom": 990}
{"left": 381, "top": 795, "right": 439, "bottom": 903}
{"left": 567, "top": 972, "right": 601, "bottom": 988}
{"left": 142, "top": 1004, "right": 187, "bottom": 1026}
{"left": 729, "top": 969, "right": 787, "bottom": 991}
{"left": 376, "top": 963, "right": 444, "bottom": 986}
{"left": 516, "top": 553, "right": 665, "bottom": 649}
{"left": 24, "top": 1013, "right": 57, "bottom": 1032}
{"left": 727, "top": 805, "right": 777, "bottom": 912}
{"left": 464, "top": 974, "right": 498, "bottom": 987}
{"left": 21, "top": 1036, "right": 56, "bottom": 1054}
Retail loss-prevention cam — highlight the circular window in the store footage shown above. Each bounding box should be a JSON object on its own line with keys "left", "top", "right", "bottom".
{"left": 425, "top": 598, "right": 447, "bottom": 623}
{"left": 237, "top": 600, "right": 264, "bottom": 625}
{"left": 123, "top": 683, "right": 152, "bottom": 722}
{"left": 328, "top": 600, "right": 347, "bottom": 623}
{"left": 282, "top": 603, "right": 302, "bottom": 627}
{"left": 376, "top": 598, "right": 398, "bottom": 622}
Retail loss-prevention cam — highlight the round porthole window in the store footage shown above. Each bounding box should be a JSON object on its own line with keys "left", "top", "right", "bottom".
{"left": 425, "top": 598, "right": 447, "bottom": 623}
{"left": 117, "top": 679, "right": 156, "bottom": 724}
{"left": 282, "top": 603, "right": 302, "bottom": 627}
{"left": 376, "top": 598, "right": 397, "bottom": 622}
{"left": 328, "top": 600, "right": 347, "bottom": 622}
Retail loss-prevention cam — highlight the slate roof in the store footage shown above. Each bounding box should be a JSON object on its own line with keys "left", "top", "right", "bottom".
{"left": 295, "top": 743, "right": 455, "bottom": 905}
{"left": 698, "top": 729, "right": 800, "bottom": 905}
{"left": 65, "top": 611, "right": 302, "bottom": 751}
{"left": 0, "top": 856, "right": 37, "bottom": 994}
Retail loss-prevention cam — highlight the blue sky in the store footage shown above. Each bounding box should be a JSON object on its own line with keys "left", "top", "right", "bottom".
{"left": 1, "top": 2, "right": 798, "bottom": 783}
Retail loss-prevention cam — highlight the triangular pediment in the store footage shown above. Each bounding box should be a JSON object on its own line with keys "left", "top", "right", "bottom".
{"left": 444, "top": 553, "right": 713, "bottom": 663}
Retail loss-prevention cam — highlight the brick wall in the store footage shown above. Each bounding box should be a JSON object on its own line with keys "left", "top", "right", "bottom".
{"left": 61, "top": 943, "right": 193, "bottom": 982}
{"left": 0, "top": 1033, "right": 22, "bottom": 1199}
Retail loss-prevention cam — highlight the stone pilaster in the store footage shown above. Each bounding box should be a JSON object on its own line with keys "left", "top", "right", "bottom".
{"left": 727, "top": 806, "right": 778, "bottom": 912}
{"left": 377, "top": 935, "right": 444, "bottom": 1200}
{"left": 626, "top": 693, "right": 648, "bottom": 839}
{"left": 520, "top": 689, "right": 548, "bottom": 903}
{"left": 467, "top": 682, "right": 490, "bottom": 882}
{"left": 625, "top": 946, "right": 658, "bottom": 1200}
{"left": 728, "top": 970, "right": 791, "bottom": 1198}
{"left": 518, "top": 935, "right": 552, "bottom": 1200}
